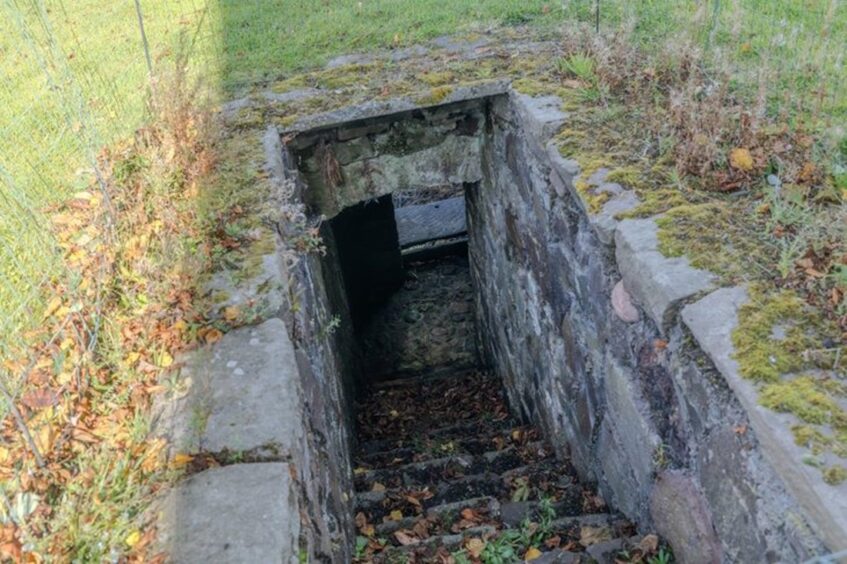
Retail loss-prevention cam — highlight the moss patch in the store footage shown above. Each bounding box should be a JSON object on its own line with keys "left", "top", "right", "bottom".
{"left": 760, "top": 376, "right": 846, "bottom": 427}
{"left": 732, "top": 285, "right": 836, "bottom": 382}
{"left": 656, "top": 202, "right": 768, "bottom": 280}
{"left": 823, "top": 466, "right": 847, "bottom": 485}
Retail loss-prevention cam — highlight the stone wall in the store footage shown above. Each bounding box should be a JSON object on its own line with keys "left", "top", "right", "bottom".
{"left": 466, "top": 93, "right": 828, "bottom": 562}
{"left": 154, "top": 128, "right": 360, "bottom": 563}
{"left": 156, "top": 71, "right": 844, "bottom": 562}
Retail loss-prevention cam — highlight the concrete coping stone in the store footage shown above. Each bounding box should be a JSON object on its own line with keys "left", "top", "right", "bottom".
{"left": 681, "top": 286, "right": 847, "bottom": 552}
{"left": 153, "top": 317, "right": 304, "bottom": 458}
{"left": 510, "top": 91, "right": 568, "bottom": 144}
{"left": 281, "top": 80, "right": 511, "bottom": 136}
{"left": 157, "top": 463, "right": 299, "bottom": 563}
{"left": 614, "top": 217, "right": 715, "bottom": 331}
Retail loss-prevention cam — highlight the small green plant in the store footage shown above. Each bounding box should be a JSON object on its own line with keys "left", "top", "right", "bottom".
{"left": 555, "top": 53, "right": 604, "bottom": 102}
{"left": 653, "top": 443, "right": 669, "bottom": 469}
{"left": 318, "top": 314, "right": 342, "bottom": 339}
{"left": 450, "top": 549, "right": 472, "bottom": 564}
{"left": 556, "top": 53, "right": 596, "bottom": 83}
{"left": 481, "top": 531, "right": 521, "bottom": 564}
{"left": 510, "top": 476, "right": 531, "bottom": 502}
{"left": 648, "top": 547, "right": 673, "bottom": 564}
{"left": 354, "top": 535, "right": 369, "bottom": 559}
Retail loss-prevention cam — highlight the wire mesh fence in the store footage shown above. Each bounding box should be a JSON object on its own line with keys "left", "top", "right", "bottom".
{"left": 0, "top": 0, "right": 216, "bottom": 420}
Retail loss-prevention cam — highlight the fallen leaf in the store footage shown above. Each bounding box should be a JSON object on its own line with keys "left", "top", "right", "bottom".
{"left": 42, "top": 297, "right": 63, "bottom": 320}
{"left": 204, "top": 328, "right": 223, "bottom": 344}
{"left": 729, "top": 147, "right": 754, "bottom": 172}
{"left": 158, "top": 351, "right": 174, "bottom": 368}
{"left": 170, "top": 453, "right": 194, "bottom": 468}
{"left": 125, "top": 530, "right": 142, "bottom": 547}
{"left": 460, "top": 508, "right": 479, "bottom": 521}
{"left": 389, "top": 509, "right": 403, "bottom": 521}
{"left": 465, "top": 538, "right": 486, "bottom": 558}
{"left": 21, "top": 389, "right": 59, "bottom": 410}
{"left": 525, "top": 547, "right": 543, "bottom": 560}
{"left": 638, "top": 534, "right": 659, "bottom": 553}
{"left": 394, "top": 530, "right": 416, "bottom": 545}
{"left": 371, "top": 482, "right": 386, "bottom": 492}
{"left": 579, "top": 526, "right": 612, "bottom": 547}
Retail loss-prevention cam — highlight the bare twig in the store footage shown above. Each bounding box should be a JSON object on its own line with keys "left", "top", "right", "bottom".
{"left": 0, "top": 377, "right": 45, "bottom": 468}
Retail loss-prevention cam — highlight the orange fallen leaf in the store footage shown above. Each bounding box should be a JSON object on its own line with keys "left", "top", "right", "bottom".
{"left": 525, "top": 547, "right": 543, "bottom": 560}
{"left": 729, "top": 147, "right": 754, "bottom": 172}
{"left": 465, "top": 538, "right": 485, "bottom": 558}
{"left": 204, "top": 328, "right": 223, "bottom": 344}
{"left": 170, "top": 453, "right": 194, "bottom": 468}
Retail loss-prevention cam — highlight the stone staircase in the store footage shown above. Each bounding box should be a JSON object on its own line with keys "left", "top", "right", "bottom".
{"left": 352, "top": 370, "right": 662, "bottom": 563}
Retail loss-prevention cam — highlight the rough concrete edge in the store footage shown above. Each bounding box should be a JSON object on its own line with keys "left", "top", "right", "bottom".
{"left": 281, "top": 80, "right": 511, "bottom": 135}
{"left": 614, "top": 217, "right": 716, "bottom": 332}
{"left": 155, "top": 126, "right": 315, "bottom": 562}
{"left": 156, "top": 462, "right": 300, "bottom": 563}
{"left": 681, "top": 286, "right": 847, "bottom": 553}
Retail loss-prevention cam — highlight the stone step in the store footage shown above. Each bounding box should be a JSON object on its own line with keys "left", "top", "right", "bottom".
{"left": 374, "top": 525, "right": 497, "bottom": 563}
{"left": 374, "top": 496, "right": 501, "bottom": 537}
{"left": 355, "top": 446, "right": 530, "bottom": 492}
{"left": 356, "top": 418, "right": 516, "bottom": 456}
{"left": 355, "top": 474, "right": 509, "bottom": 520}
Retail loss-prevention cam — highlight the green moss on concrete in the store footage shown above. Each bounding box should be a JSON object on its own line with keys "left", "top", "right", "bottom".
{"left": 732, "top": 285, "right": 835, "bottom": 383}
{"left": 760, "top": 376, "right": 846, "bottom": 426}
{"left": 823, "top": 466, "right": 847, "bottom": 485}
{"left": 793, "top": 425, "right": 847, "bottom": 457}
{"left": 420, "top": 71, "right": 455, "bottom": 86}
{"left": 655, "top": 202, "right": 765, "bottom": 280}
{"left": 418, "top": 85, "right": 454, "bottom": 105}
{"left": 605, "top": 166, "right": 642, "bottom": 188}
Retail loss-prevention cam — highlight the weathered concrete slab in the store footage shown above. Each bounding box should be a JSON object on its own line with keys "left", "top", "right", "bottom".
{"left": 682, "top": 286, "right": 847, "bottom": 552}
{"left": 154, "top": 318, "right": 303, "bottom": 457}
{"left": 158, "top": 463, "right": 299, "bottom": 563}
{"left": 615, "top": 218, "right": 715, "bottom": 330}
{"left": 395, "top": 196, "right": 466, "bottom": 246}
{"left": 203, "top": 232, "right": 288, "bottom": 323}
{"left": 590, "top": 191, "right": 640, "bottom": 245}
{"left": 283, "top": 81, "right": 510, "bottom": 135}
{"left": 511, "top": 92, "right": 567, "bottom": 144}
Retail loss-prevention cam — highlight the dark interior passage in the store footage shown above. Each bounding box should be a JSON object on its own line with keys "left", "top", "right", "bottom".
{"left": 327, "top": 195, "right": 654, "bottom": 563}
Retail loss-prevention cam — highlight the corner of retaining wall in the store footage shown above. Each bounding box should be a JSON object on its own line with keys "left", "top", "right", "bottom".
{"left": 490, "top": 89, "right": 837, "bottom": 561}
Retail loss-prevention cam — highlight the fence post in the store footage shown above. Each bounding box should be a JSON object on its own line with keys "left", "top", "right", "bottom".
{"left": 594, "top": 0, "right": 600, "bottom": 32}
{"left": 134, "top": 0, "right": 153, "bottom": 78}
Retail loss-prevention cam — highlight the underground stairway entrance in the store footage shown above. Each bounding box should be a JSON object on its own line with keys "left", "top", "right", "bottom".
{"left": 321, "top": 186, "right": 660, "bottom": 563}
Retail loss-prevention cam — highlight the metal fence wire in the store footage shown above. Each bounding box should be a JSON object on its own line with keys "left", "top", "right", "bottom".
{"left": 0, "top": 0, "right": 214, "bottom": 420}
